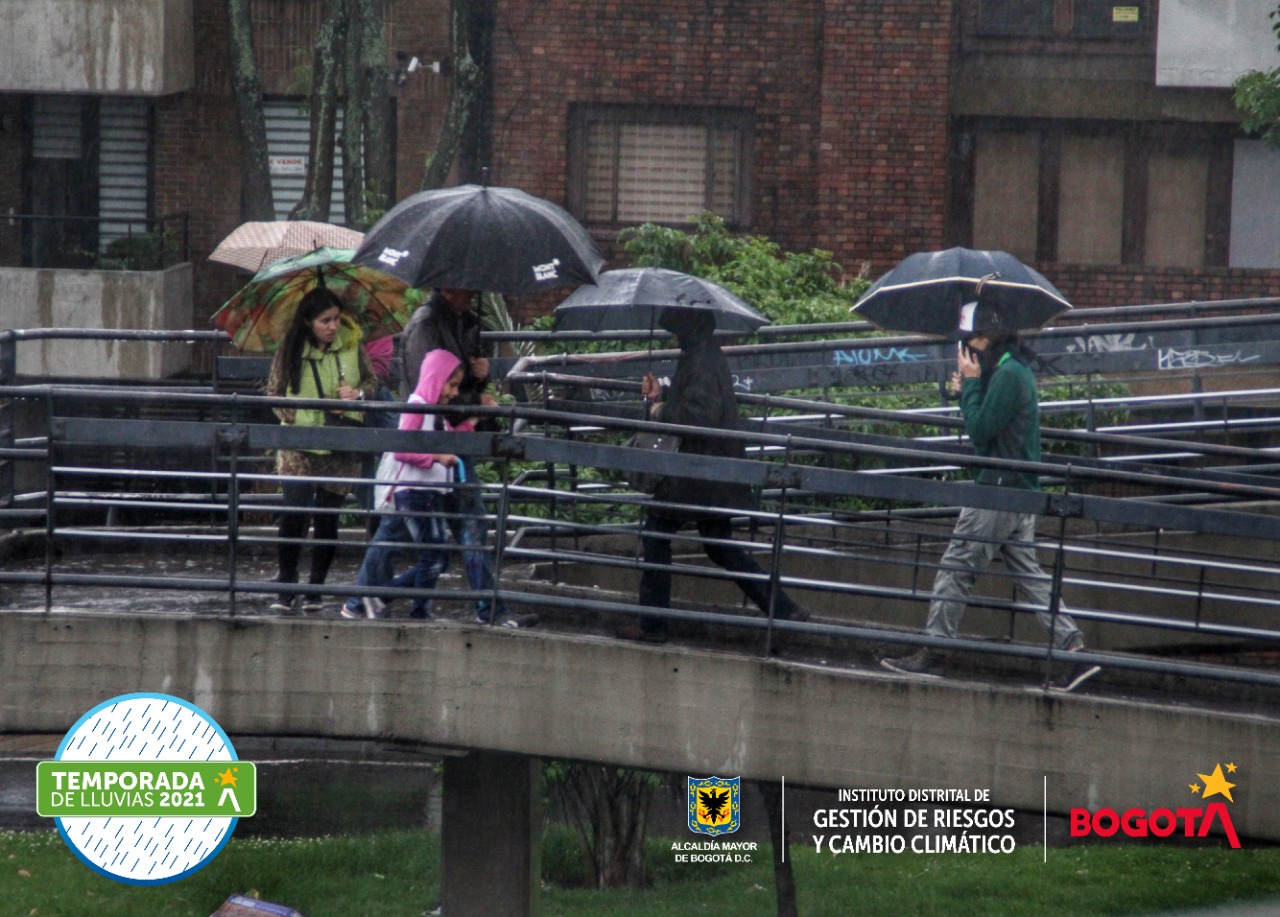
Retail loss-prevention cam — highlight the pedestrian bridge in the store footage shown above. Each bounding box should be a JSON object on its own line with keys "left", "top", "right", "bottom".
{"left": 3, "top": 604, "right": 1277, "bottom": 838}
{"left": 4, "top": 310, "right": 1280, "bottom": 913}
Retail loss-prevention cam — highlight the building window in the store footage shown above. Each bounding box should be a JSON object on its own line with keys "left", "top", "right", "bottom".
{"left": 263, "top": 99, "right": 348, "bottom": 224}
{"left": 1230, "top": 141, "right": 1280, "bottom": 269}
{"left": 977, "top": 0, "right": 1147, "bottom": 39}
{"left": 25, "top": 95, "right": 154, "bottom": 268}
{"left": 569, "top": 105, "right": 752, "bottom": 228}
{"left": 957, "top": 119, "right": 1230, "bottom": 268}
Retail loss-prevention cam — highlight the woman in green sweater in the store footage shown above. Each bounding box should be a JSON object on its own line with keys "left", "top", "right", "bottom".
{"left": 265, "top": 288, "right": 379, "bottom": 613}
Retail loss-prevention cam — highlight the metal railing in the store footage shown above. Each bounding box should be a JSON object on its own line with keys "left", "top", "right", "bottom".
{"left": 3, "top": 309, "right": 1280, "bottom": 701}
{"left": 1, "top": 383, "right": 1279, "bottom": 699}
{"left": 1, "top": 212, "right": 190, "bottom": 270}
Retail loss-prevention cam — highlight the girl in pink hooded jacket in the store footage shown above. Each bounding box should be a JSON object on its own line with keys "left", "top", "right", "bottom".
{"left": 381, "top": 348, "right": 473, "bottom": 619}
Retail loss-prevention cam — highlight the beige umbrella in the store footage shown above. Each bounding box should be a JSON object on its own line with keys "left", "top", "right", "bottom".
{"left": 209, "top": 220, "right": 365, "bottom": 273}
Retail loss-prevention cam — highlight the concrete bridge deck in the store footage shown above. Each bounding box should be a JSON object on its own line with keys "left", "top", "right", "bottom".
{"left": 3, "top": 606, "right": 1275, "bottom": 842}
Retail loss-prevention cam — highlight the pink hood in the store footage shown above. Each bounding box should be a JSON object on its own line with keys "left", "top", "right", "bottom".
{"left": 413, "top": 349, "right": 462, "bottom": 406}
{"left": 395, "top": 348, "right": 468, "bottom": 470}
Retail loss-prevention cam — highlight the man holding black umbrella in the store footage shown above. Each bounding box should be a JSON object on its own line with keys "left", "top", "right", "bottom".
{"left": 397, "top": 288, "right": 536, "bottom": 629}
{"left": 879, "top": 300, "right": 1100, "bottom": 692}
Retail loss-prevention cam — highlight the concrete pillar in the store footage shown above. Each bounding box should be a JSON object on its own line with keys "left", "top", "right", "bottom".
{"left": 442, "top": 750, "right": 542, "bottom": 917}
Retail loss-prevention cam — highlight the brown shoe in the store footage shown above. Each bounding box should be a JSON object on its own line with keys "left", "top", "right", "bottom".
{"left": 615, "top": 622, "right": 669, "bottom": 644}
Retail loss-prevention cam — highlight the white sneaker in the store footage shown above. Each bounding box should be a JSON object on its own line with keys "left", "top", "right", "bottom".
{"left": 361, "top": 597, "right": 386, "bottom": 619}
{"left": 1052, "top": 647, "right": 1101, "bottom": 692}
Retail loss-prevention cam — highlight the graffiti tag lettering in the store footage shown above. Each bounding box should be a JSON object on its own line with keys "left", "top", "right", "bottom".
{"left": 1066, "top": 334, "right": 1153, "bottom": 354}
{"left": 1158, "top": 348, "right": 1262, "bottom": 371}
{"left": 832, "top": 347, "right": 928, "bottom": 366}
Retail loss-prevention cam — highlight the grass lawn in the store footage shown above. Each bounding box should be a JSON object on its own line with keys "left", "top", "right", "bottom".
{"left": 1, "top": 829, "right": 1277, "bottom": 916}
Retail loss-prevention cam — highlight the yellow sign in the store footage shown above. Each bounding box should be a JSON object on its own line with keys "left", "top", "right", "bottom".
{"left": 1113, "top": 6, "right": 1140, "bottom": 23}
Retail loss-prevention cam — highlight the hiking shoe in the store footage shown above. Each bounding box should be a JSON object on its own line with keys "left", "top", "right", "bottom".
{"left": 498, "top": 613, "right": 539, "bottom": 629}
{"left": 1052, "top": 648, "right": 1101, "bottom": 692}
{"left": 880, "top": 649, "right": 942, "bottom": 678}
{"left": 361, "top": 597, "right": 386, "bottom": 620}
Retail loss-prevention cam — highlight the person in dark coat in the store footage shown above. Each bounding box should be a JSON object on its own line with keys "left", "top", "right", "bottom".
{"left": 399, "top": 288, "right": 493, "bottom": 412}
{"left": 619, "top": 307, "right": 807, "bottom": 642}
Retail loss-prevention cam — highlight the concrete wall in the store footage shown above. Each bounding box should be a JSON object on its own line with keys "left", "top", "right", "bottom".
{"left": 0, "top": 0, "right": 194, "bottom": 95}
{"left": 1, "top": 263, "right": 194, "bottom": 378}
{"left": 2, "top": 612, "right": 1277, "bottom": 841}
{"left": 1156, "top": 0, "right": 1278, "bottom": 88}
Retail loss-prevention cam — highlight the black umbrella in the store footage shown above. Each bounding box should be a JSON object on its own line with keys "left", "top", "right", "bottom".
{"left": 852, "top": 247, "right": 1071, "bottom": 336}
{"left": 352, "top": 184, "right": 605, "bottom": 295}
{"left": 552, "top": 267, "right": 770, "bottom": 334}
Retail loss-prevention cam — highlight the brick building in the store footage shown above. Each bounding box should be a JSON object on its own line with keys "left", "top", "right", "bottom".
{"left": 1, "top": 0, "right": 1278, "bottom": 368}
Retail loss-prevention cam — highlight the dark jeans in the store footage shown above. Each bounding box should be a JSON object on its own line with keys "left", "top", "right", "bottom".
{"left": 277, "top": 480, "right": 346, "bottom": 592}
{"left": 447, "top": 460, "right": 505, "bottom": 622}
{"left": 637, "top": 511, "right": 801, "bottom": 633}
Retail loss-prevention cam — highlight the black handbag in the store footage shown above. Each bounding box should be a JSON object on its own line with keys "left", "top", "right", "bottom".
{"left": 624, "top": 431, "right": 679, "bottom": 493}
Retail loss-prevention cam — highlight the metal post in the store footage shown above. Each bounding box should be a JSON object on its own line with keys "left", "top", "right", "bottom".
{"left": 491, "top": 454, "right": 513, "bottom": 623}
{"left": 1042, "top": 510, "right": 1072, "bottom": 687}
{"left": 222, "top": 421, "right": 245, "bottom": 617}
{"left": 0, "top": 334, "right": 15, "bottom": 508}
{"left": 763, "top": 437, "right": 793, "bottom": 656}
{"left": 44, "top": 390, "right": 55, "bottom": 614}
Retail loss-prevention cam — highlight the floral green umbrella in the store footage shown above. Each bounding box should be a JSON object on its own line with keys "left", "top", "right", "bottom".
{"left": 211, "top": 247, "right": 424, "bottom": 352}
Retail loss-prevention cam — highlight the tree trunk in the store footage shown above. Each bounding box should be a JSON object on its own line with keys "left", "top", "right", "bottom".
{"left": 420, "top": 0, "right": 482, "bottom": 190}
{"left": 341, "top": 0, "right": 366, "bottom": 227}
{"left": 225, "top": 0, "right": 275, "bottom": 221}
{"left": 458, "top": 0, "right": 494, "bottom": 183}
{"left": 290, "top": 0, "right": 347, "bottom": 221}
{"left": 758, "top": 780, "right": 798, "bottom": 917}
{"left": 355, "top": 0, "right": 394, "bottom": 219}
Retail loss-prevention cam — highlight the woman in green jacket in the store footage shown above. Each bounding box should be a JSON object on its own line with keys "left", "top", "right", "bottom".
{"left": 265, "top": 287, "right": 378, "bottom": 613}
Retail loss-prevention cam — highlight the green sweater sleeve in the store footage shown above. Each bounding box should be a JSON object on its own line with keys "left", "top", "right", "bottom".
{"left": 959, "top": 363, "right": 1025, "bottom": 450}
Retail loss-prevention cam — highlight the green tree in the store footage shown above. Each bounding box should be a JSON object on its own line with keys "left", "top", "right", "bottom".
{"left": 620, "top": 212, "right": 868, "bottom": 326}
{"left": 1233, "top": 4, "right": 1280, "bottom": 148}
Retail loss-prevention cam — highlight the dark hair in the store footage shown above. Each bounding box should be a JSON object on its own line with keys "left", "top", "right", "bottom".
{"left": 658, "top": 307, "right": 715, "bottom": 340}
{"left": 276, "top": 287, "right": 344, "bottom": 394}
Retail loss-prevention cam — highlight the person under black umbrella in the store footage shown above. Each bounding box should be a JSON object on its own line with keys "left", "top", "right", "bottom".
{"left": 879, "top": 300, "right": 1100, "bottom": 692}
{"left": 397, "top": 288, "right": 536, "bottom": 629}
{"left": 618, "top": 307, "right": 808, "bottom": 643}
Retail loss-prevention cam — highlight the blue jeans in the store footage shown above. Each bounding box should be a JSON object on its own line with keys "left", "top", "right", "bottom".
{"left": 345, "top": 511, "right": 413, "bottom": 613}
{"left": 389, "top": 488, "right": 450, "bottom": 619}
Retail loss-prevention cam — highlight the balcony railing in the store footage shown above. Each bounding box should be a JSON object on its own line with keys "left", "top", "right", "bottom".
{"left": 0, "top": 213, "right": 190, "bottom": 271}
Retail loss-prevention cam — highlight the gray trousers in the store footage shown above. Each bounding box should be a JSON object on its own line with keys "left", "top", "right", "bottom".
{"left": 925, "top": 506, "right": 1083, "bottom": 650}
